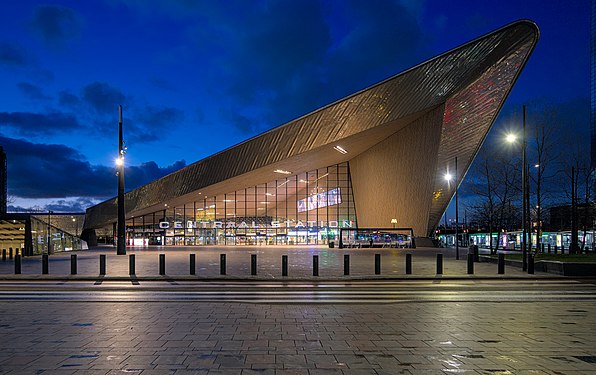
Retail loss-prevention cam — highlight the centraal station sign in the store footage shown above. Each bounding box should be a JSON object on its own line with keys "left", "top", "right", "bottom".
{"left": 159, "top": 220, "right": 355, "bottom": 230}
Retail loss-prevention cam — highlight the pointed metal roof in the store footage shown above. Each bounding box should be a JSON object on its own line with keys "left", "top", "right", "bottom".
{"left": 84, "top": 20, "right": 539, "bottom": 234}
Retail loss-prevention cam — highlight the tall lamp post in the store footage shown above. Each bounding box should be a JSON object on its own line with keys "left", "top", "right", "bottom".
{"left": 444, "top": 157, "right": 459, "bottom": 260}
{"left": 506, "top": 105, "right": 528, "bottom": 270}
{"left": 116, "top": 105, "right": 126, "bottom": 255}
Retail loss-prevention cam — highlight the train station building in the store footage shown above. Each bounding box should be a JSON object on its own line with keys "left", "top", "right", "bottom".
{"left": 82, "top": 21, "right": 539, "bottom": 247}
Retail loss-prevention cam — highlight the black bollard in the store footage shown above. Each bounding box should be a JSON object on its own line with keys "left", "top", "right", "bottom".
{"left": 344, "top": 254, "right": 350, "bottom": 276}
{"left": 220, "top": 254, "right": 226, "bottom": 275}
{"left": 190, "top": 254, "right": 196, "bottom": 275}
{"left": 99, "top": 254, "right": 106, "bottom": 275}
{"left": 251, "top": 254, "right": 257, "bottom": 276}
{"left": 561, "top": 245, "right": 565, "bottom": 254}
{"left": 70, "top": 254, "right": 77, "bottom": 275}
{"left": 436, "top": 254, "right": 443, "bottom": 275}
{"left": 374, "top": 254, "right": 381, "bottom": 275}
{"left": 498, "top": 254, "right": 505, "bottom": 274}
{"left": 9, "top": 248, "right": 13, "bottom": 260}
{"left": 554, "top": 245, "right": 558, "bottom": 255}
{"left": 406, "top": 253, "right": 412, "bottom": 274}
{"left": 14, "top": 255, "right": 21, "bottom": 274}
{"left": 282, "top": 255, "right": 288, "bottom": 276}
{"left": 42, "top": 253, "right": 49, "bottom": 274}
{"left": 159, "top": 254, "right": 165, "bottom": 275}
{"left": 473, "top": 245, "right": 479, "bottom": 262}
{"left": 129, "top": 254, "right": 135, "bottom": 275}
{"left": 548, "top": 244, "right": 551, "bottom": 254}
{"left": 467, "top": 253, "right": 474, "bottom": 275}
{"left": 313, "top": 255, "right": 319, "bottom": 276}
{"left": 2, "top": 249, "right": 6, "bottom": 261}
{"left": 528, "top": 253, "right": 534, "bottom": 274}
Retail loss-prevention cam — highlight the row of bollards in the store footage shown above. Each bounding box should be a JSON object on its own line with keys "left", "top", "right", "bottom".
{"left": 6, "top": 252, "right": 535, "bottom": 276}
{"left": 2, "top": 248, "right": 23, "bottom": 261}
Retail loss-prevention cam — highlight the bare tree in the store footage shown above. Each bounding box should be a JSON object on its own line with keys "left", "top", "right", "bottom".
{"left": 529, "top": 112, "right": 559, "bottom": 252}
{"left": 468, "top": 148, "right": 520, "bottom": 254}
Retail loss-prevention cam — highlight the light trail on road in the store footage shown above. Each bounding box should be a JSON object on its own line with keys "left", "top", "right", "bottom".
{"left": 0, "top": 279, "right": 594, "bottom": 303}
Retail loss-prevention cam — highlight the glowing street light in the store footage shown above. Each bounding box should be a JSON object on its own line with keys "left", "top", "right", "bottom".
{"left": 506, "top": 106, "right": 528, "bottom": 271}
{"left": 445, "top": 157, "right": 459, "bottom": 260}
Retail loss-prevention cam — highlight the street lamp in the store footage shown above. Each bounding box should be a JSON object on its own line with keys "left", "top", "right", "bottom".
{"left": 116, "top": 105, "right": 126, "bottom": 255}
{"left": 444, "top": 156, "right": 459, "bottom": 260}
{"left": 505, "top": 105, "right": 528, "bottom": 270}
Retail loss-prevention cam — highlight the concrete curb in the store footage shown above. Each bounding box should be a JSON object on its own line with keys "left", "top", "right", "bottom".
{"left": 479, "top": 255, "right": 596, "bottom": 276}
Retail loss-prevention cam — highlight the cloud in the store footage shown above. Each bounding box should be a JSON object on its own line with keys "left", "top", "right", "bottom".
{"left": 125, "top": 160, "right": 187, "bottom": 188}
{"left": 0, "top": 41, "right": 28, "bottom": 66}
{"left": 1, "top": 136, "right": 186, "bottom": 200}
{"left": 222, "top": 111, "right": 255, "bottom": 135}
{"left": 8, "top": 197, "right": 102, "bottom": 213}
{"left": 136, "top": 106, "right": 183, "bottom": 128}
{"left": 129, "top": 106, "right": 184, "bottom": 141}
{"left": 45, "top": 198, "right": 99, "bottom": 212}
{"left": 30, "top": 5, "right": 82, "bottom": 46}
{"left": 0, "top": 111, "right": 81, "bottom": 136}
{"left": 58, "top": 90, "right": 81, "bottom": 107}
{"left": 184, "top": 0, "right": 426, "bottom": 134}
{"left": 82, "top": 82, "right": 127, "bottom": 114}
{"left": 17, "top": 82, "right": 50, "bottom": 101}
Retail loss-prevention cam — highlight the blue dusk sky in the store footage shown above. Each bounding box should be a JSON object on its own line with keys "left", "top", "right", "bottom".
{"left": 0, "top": 0, "right": 590, "bottom": 213}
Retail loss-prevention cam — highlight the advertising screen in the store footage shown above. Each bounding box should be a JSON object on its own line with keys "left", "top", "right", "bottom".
{"left": 297, "top": 187, "right": 342, "bottom": 213}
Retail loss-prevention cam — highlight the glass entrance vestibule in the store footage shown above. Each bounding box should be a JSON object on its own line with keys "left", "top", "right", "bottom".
{"left": 117, "top": 163, "right": 357, "bottom": 246}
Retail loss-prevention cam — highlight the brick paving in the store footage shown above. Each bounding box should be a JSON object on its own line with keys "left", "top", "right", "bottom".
{"left": 0, "top": 300, "right": 595, "bottom": 373}
{"left": 0, "top": 246, "right": 548, "bottom": 278}
{"left": 0, "top": 245, "right": 584, "bottom": 373}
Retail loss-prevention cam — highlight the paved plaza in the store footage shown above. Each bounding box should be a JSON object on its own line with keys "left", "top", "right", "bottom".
{"left": 1, "top": 246, "right": 594, "bottom": 374}
{"left": 0, "top": 246, "right": 547, "bottom": 279}
{"left": 0, "top": 295, "right": 595, "bottom": 374}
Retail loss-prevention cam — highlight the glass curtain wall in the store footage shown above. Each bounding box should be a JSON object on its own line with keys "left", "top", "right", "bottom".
{"left": 124, "top": 162, "right": 357, "bottom": 246}
{"left": 30, "top": 216, "right": 82, "bottom": 254}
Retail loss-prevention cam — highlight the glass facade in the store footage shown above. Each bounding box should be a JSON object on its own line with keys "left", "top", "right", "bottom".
{"left": 30, "top": 216, "right": 83, "bottom": 254}
{"left": 0, "top": 215, "right": 83, "bottom": 256}
{"left": 120, "top": 163, "right": 357, "bottom": 246}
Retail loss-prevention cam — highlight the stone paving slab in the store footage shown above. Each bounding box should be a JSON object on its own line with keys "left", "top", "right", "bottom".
{"left": 0, "top": 300, "right": 595, "bottom": 373}
{"left": 0, "top": 245, "right": 552, "bottom": 279}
